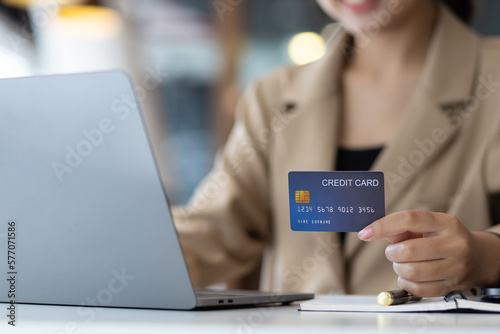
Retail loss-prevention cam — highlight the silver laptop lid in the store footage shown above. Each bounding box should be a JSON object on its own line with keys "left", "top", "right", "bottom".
{"left": 0, "top": 71, "right": 196, "bottom": 310}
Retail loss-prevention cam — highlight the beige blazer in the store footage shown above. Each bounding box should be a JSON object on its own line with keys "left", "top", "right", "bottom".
{"left": 173, "top": 6, "right": 500, "bottom": 294}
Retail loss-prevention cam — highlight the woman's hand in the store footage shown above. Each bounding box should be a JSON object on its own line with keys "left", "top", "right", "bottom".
{"left": 358, "top": 211, "right": 500, "bottom": 297}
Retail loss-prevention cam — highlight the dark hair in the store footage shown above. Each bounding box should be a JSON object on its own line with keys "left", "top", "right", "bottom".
{"left": 438, "top": 0, "right": 476, "bottom": 24}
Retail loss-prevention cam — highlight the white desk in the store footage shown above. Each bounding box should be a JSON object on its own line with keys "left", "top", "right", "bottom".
{"left": 2, "top": 302, "right": 500, "bottom": 334}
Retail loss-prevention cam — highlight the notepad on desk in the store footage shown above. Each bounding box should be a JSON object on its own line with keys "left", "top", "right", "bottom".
{"left": 300, "top": 295, "right": 500, "bottom": 313}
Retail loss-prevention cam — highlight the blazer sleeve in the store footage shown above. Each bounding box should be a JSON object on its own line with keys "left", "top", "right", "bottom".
{"left": 171, "top": 80, "right": 273, "bottom": 288}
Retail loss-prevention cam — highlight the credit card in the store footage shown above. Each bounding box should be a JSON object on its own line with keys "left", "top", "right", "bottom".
{"left": 288, "top": 171, "right": 385, "bottom": 232}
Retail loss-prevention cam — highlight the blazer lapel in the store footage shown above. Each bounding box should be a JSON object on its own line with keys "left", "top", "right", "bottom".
{"left": 372, "top": 91, "right": 463, "bottom": 212}
{"left": 279, "top": 24, "right": 348, "bottom": 172}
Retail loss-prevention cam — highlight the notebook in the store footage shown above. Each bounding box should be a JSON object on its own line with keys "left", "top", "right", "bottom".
{"left": 0, "top": 71, "right": 313, "bottom": 310}
{"left": 300, "top": 295, "right": 500, "bottom": 313}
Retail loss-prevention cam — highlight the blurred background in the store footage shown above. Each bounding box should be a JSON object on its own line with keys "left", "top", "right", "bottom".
{"left": 1, "top": 0, "right": 499, "bottom": 205}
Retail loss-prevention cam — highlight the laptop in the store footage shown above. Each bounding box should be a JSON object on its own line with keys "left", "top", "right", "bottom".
{"left": 0, "top": 71, "right": 313, "bottom": 310}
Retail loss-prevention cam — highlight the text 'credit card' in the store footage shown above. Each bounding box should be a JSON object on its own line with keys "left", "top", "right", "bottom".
{"left": 288, "top": 171, "right": 385, "bottom": 232}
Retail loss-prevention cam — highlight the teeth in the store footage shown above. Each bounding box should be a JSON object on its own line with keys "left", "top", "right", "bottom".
{"left": 344, "top": 0, "right": 369, "bottom": 5}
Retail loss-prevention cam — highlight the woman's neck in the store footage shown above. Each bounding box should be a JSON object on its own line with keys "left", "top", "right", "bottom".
{"left": 349, "top": 1, "right": 438, "bottom": 77}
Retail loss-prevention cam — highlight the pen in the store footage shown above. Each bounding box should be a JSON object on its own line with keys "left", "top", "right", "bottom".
{"left": 377, "top": 290, "right": 422, "bottom": 306}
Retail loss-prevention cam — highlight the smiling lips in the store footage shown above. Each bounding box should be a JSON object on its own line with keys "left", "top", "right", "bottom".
{"left": 342, "top": 0, "right": 380, "bottom": 13}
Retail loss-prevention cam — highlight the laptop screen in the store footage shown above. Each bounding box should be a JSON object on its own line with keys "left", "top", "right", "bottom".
{"left": 0, "top": 72, "right": 196, "bottom": 310}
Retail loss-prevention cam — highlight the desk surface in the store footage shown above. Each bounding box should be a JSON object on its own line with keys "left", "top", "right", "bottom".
{"left": 2, "top": 302, "right": 500, "bottom": 334}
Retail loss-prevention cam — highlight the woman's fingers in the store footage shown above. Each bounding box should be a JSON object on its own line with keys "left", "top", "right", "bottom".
{"left": 358, "top": 210, "right": 484, "bottom": 297}
{"left": 358, "top": 211, "right": 448, "bottom": 242}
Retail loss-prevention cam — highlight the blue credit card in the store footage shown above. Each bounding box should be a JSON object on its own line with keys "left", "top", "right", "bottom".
{"left": 288, "top": 171, "right": 385, "bottom": 232}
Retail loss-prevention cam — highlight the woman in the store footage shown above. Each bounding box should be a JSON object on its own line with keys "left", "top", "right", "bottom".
{"left": 173, "top": 0, "right": 500, "bottom": 297}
